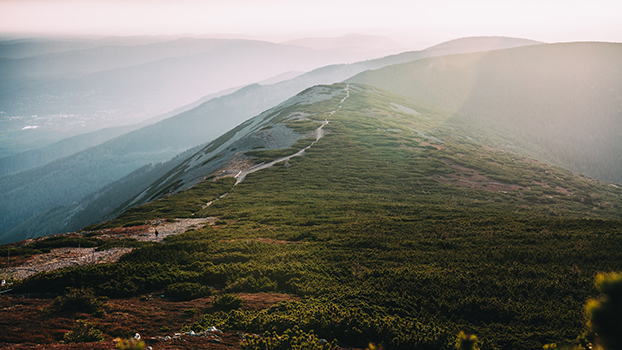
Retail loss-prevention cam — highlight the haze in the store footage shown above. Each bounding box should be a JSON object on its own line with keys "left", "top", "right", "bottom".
{"left": 2, "top": 0, "right": 622, "bottom": 45}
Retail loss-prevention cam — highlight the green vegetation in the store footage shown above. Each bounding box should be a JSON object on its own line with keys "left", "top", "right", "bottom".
{"left": 347, "top": 43, "right": 622, "bottom": 184}
{"left": 242, "top": 327, "right": 339, "bottom": 350}
{"left": 13, "top": 84, "right": 622, "bottom": 350}
{"left": 52, "top": 287, "right": 105, "bottom": 314}
{"left": 213, "top": 293, "right": 244, "bottom": 309}
{"left": 87, "top": 177, "right": 235, "bottom": 229}
{"left": 0, "top": 235, "right": 148, "bottom": 258}
{"left": 245, "top": 148, "right": 301, "bottom": 164}
{"left": 165, "top": 282, "right": 213, "bottom": 301}
{"left": 63, "top": 320, "right": 105, "bottom": 343}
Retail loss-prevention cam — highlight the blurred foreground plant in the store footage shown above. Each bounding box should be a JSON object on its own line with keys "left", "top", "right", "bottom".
{"left": 456, "top": 331, "right": 479, "bottom": 350}
{"left": 114, "top": 337, "right": 146, "bottom": 350}
{"left": 586, "top": 272, "right": 622, "bottom": 350}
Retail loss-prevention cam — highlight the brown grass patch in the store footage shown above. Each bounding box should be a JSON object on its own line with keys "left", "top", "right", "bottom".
{"left": 432, "top": 160, "right": 528, "bottom": 192}
{"left": 0, "top": 292, "right": 299, "bottom": 349}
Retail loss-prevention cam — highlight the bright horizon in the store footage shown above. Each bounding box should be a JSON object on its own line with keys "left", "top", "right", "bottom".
{"left": 1, "top": 0, "right": 622, "bottom": 47}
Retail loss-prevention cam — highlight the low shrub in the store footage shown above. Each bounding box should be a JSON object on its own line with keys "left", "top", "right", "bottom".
{"left": 165, "top": 282, "right": 212, "bottom": 301}
{"left": 213, "top": 293, "right": 244, "bottom": 309}
{"left": 183, "top": 308, "right": 198, "bottom": 317}
{"left": 225, "top": 276, "right": 277, "bottom": 293}
{"left": 63, "top": 320, "right": 104, "bottom": 343}
{"left": 53, "top": 287, "right": 105, "bottom": 314}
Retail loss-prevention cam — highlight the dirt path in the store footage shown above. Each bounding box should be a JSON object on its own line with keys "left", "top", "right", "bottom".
{"left": 0, "top": 218, "right": 214, "bottom": 280}
{"left": 133, "top": 218, "right": 215, "bottom": 242}
{"left": 234, "top": 84, "right": 350, "bottom": 185}
{"left": 1, "top": 247, "right": 132, "bottom": 280}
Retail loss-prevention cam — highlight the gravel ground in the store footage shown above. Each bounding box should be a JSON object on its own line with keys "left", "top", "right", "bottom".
{"left": 0, "top": 218, "right": 214, "bottom": 281}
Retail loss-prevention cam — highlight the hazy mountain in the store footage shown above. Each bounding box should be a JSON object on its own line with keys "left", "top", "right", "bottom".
{"left": 0, "top": 125, "right": 134, "bottom": 177}
{"left": 0, "top": 38, "right": 101, "bottom": 59}
{"left": 0, "top": 37, "right": 375, "bottom": 159}
{"left": 347, "top": 42, "right": 622, "bottom": 184}
{"left": 0, "top": 35, "right": 189, "bottom": 59}
{"left": 0, "top": 84, "right": 239, "bottom": 176}
{"left": 0, "top": 36, "right": 543, "bottom": 244}
{"left": 0, "top": 38, "right": 230, "bottom": 80}
{"left": 422, "top": 36, "right": 543, "bottom": 55}
{"left": 283, "top": 33, "right": 408, "bottom": 56}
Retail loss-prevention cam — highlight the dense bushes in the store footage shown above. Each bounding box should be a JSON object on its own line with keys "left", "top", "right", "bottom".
{"left": 16, "top": 262, "right": 181, "bottom": 297}
{"left": 242, "top": 327, "right": 339, "bottom": 350}
{"left": 212, "top": 293, "right": 244, "bottom": 310}
{"left": 194, "top": 299, "right": 451, "bottom": 349}
{"left": 52, "top": 287, "right": 105, "bottom": 314}
{"left": 165, "top": 282, "right": 213, "bottom": 301}
{"left": 225, "top": 276, "right": 277, "bottom": 293}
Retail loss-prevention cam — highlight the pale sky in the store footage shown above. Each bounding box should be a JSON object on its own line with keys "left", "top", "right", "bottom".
{"left": 1, "top": 0, "right": 621, "bottom": 46}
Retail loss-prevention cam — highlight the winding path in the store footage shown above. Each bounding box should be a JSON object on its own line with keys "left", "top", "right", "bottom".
{"left": 234, "top": 84, "right": 350, "bottom": 185}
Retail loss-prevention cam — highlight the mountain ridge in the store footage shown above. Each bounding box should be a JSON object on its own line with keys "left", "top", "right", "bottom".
{"left": 0, "top": 36, "right": 542, "bottom": 244}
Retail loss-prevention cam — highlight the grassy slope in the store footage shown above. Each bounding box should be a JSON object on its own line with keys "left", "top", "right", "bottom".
{"left": 0, "top": 36, "right": 550, "bottom": 246}
{"left": 347, "top": 42, "right": 622, "bottom": 184}
{"left": 16, "top": 84, "right": 622, "bottom": 350}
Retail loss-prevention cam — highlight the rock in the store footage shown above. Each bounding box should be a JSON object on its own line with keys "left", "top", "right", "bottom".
{"left": 206, "top": 326, "right": 222, "bottom": 333}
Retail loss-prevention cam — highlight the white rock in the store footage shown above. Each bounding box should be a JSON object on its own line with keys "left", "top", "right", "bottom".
{"left": 207, "top": 326, "right": 222, "bottom": 333}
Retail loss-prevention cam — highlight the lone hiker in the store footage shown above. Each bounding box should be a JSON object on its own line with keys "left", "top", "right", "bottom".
{"left": 155, "top": 229, "right": 159, "bottom": 238}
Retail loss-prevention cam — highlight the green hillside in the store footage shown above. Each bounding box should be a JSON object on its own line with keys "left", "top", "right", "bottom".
{"left": 347, "top": 42, "right": 622, "bottom": 184}
{"left": 14, "top": 84, "right": 622, "bottom": 349}
{"left": 0, "top": 36, "right": 541, "bottom": 245}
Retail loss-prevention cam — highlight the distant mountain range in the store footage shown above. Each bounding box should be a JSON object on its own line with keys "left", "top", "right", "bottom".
{"left": 282, "top": 33, "right": 408, "bottom": 55}
{"left": 0, "top": 36, "right": 542, "bottom": 244}
{"left": 0, "top": 37, "right": 378, "bottom": 159}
